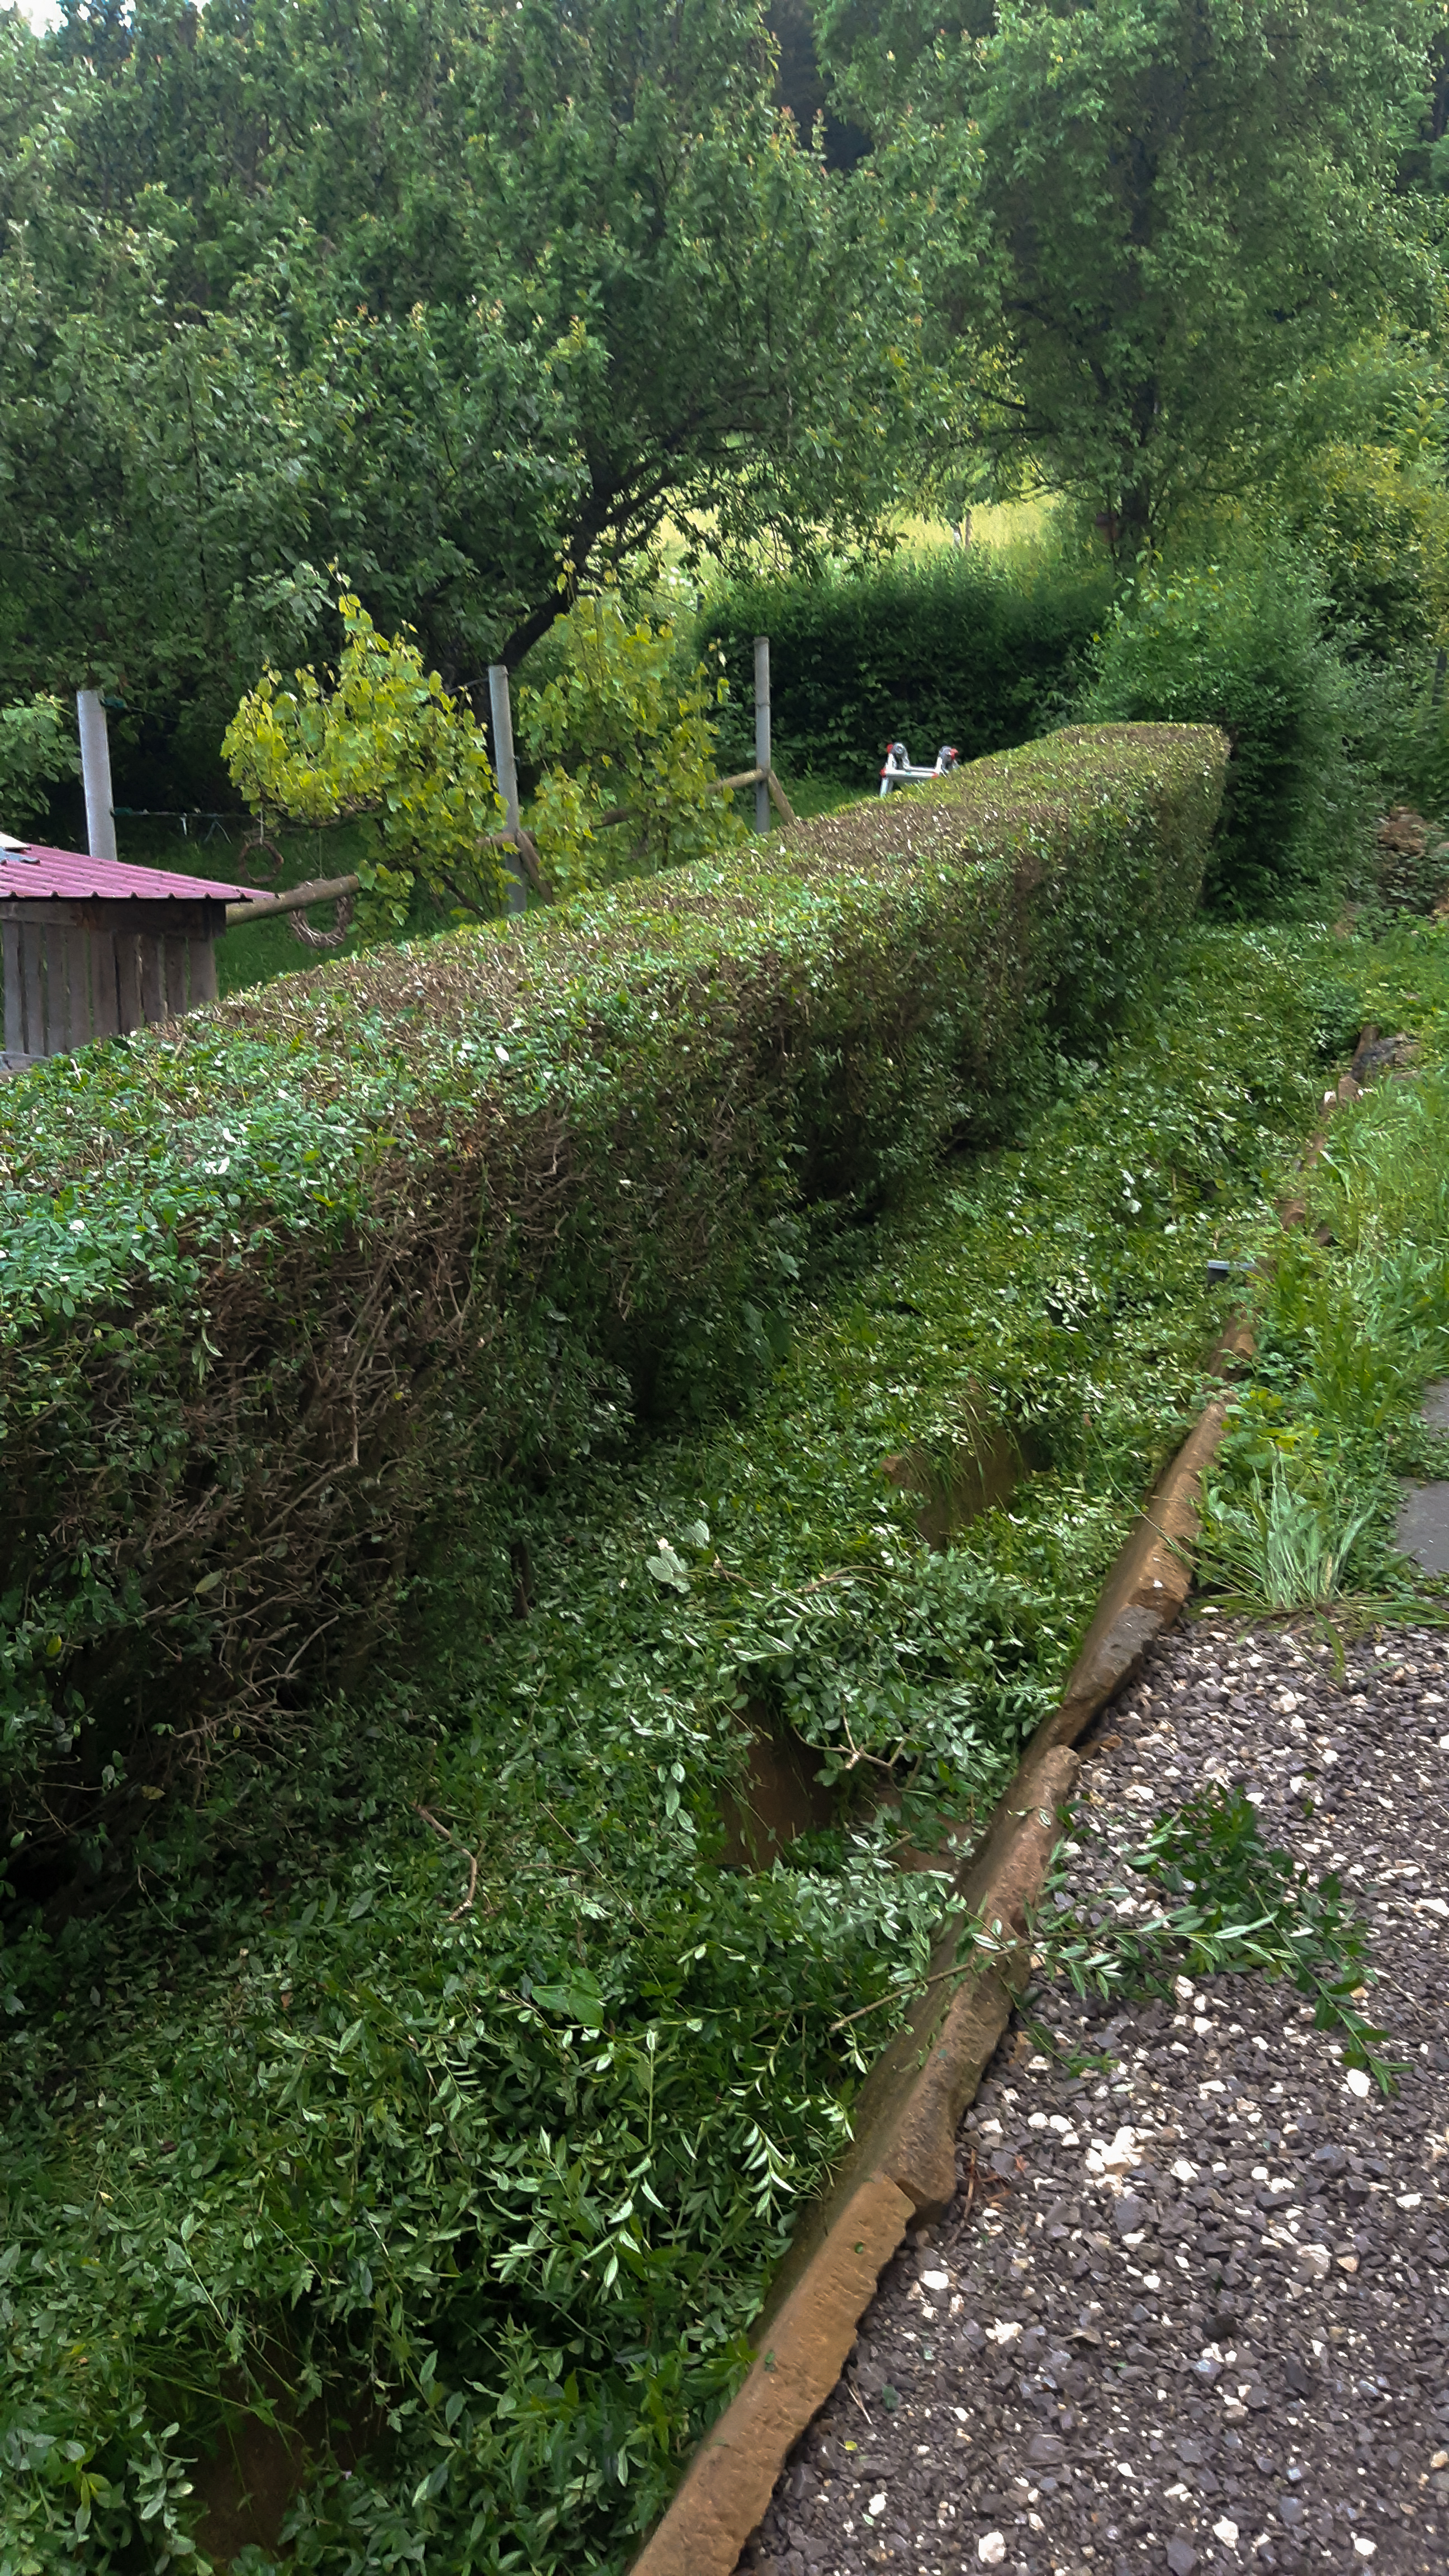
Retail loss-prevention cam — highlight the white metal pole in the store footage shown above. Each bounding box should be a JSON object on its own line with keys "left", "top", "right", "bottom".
{"left": 753, "top": 636, "right": 771, "bottom": 835}
{"left": 487, "top": 662, "right": 527, "bottom": 916}
{"left": 77, "top": 690, "right": 119, "bottom": 868}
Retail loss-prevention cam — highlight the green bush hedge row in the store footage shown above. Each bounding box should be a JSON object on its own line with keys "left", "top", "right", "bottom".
{"left": 0, "top": 724, "right": 1224, "bottom": 1854}
{"left": 700, "top": 550, "right": 1111, "bottom": 787}
{"left": 4, "top": 911, "right": 1341, "bottom": 2576}
{"left": 1080, "top": 543, "right": 1371, "bottom": 916}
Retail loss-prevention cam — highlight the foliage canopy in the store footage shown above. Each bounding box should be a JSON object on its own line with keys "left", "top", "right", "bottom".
{"left": 0, "top": 0, "right": 930, "bottom": 734}
{"left": 821, "top": 0, "right": 1433, "bottom": 544}
{"left": 222, "top": 595, "right": 509, "bottom": 931}
{"left": 517, "top": 590, "right": 749, "bottom": 898}
{"left": 0, "top": 692, "right": 80, "bottom": 827}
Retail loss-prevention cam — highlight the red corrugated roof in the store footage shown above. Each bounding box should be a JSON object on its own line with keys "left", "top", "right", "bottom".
{"left": 0, "top": 844, "right": 264, "bottom": 905}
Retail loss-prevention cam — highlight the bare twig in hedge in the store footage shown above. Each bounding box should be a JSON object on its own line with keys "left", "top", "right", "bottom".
{"left": 826, "top": 1957, "right": 972, "bottom": 2036}
{"left": 414, "top": 1802, "right": 487, "bottom": 1918}
{"left": 836, "top": 1712, "right": 906, "bottom": 1774}
{"left": 449, "top": 1850, "right": 484, "bottom": 1920}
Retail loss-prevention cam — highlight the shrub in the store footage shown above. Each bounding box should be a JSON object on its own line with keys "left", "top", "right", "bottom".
{"left": 517, "top": 587, "right": 747, "bottom": 897}
{"left": 0, "top": 724, "right": 1224, "bottom": 1854}
{"left": 1272, "top": 442, "right": 1449, "bottom": 663}
{"left": 1346, "top": 655, "right": 1449, "bottom": 843}
{"left": 699, "top": 548, "right": 1110, "bottom": 785}
{"left": 1079, "top": 546, "right": 1364, "bottom": 915}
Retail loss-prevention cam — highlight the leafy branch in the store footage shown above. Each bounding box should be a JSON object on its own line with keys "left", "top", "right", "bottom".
{"left": 1004, "top": 1784, "right": 1398, "bottom": 2090}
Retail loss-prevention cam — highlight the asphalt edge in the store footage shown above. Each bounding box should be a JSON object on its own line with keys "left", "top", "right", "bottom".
{"left": 629, "top": 1356, "right": 1246, "bottom": 2576}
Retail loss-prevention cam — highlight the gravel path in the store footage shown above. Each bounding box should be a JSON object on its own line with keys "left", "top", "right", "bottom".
{"left": 738, "top": 1621, "right": 1449, "bottom": 2576}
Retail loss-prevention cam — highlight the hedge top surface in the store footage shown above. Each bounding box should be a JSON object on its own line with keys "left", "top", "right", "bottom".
{"left": 0, "top": 723, "right": 1225, "bottom": 1335}
{"left": 3, "top": 722, "right": 1221, "bottom": 1082}
{"left": 202, "top": 720, "right": 1221, "bottom": 1035}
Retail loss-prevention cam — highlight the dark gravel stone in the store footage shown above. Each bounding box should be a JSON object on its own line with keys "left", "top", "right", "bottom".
{"left": 1025, "top": 2431, "right": 1066, "bottom": 2465}
{"left": 736, "top": 1623, "right": 1449, "bottom": 2576}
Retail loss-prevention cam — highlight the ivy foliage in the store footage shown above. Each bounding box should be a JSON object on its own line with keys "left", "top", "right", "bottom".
{"left": 0, "top": 726, "right": 1225, "bottom": 1846}
{"left": 0, "top": 911, "right": 1347, "bottom": 2576}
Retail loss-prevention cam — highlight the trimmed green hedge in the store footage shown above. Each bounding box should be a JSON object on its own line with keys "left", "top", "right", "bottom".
{"left": 701, "top": 551, "right": 1111, "bottom": 784}
{"left": 0, "top": 724, "right": 1224, "bottom": 1851}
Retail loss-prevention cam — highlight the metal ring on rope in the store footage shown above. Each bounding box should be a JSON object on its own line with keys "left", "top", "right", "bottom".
{"left": 288, "top": 887, "right": 356, "bottom": 949}
{"left": 237, "top": 832, "right": 288, "bottom": 882}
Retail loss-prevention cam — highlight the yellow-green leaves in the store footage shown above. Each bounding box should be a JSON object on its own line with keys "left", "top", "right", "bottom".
{"left": 518, "top": 589, "right": 748, "bottom": 898}
{"left": 223, "top": 596, "right": 509, "bottom": 932}
{"left": 222, "top": 588, "right": 747, "bottom": 925}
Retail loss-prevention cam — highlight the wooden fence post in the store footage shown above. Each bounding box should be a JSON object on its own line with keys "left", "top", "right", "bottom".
{"left": 754, "top": 637, "right": 771, "bottom": 835}
{"left": 487, "top": 664, "right": 528, "bottom": 916}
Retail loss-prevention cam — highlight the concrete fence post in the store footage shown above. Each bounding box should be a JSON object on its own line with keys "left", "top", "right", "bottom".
{"left": 487, "top": 662, "right": 527, "bottom": 916}
{"left": 77, "top": 691, "right": 119, "bottom": 869}
{"left": 754, "top": 636, "right": 771, "bottom": 835}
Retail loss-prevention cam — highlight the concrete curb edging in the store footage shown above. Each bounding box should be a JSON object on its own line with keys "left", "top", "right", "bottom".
{"left": 631, "top": 1367, "right": 1243, "bottom": 2576}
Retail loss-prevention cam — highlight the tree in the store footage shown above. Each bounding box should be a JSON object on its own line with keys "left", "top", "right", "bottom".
{"left": 0, "top": 20, "right": 332, "bottom": 737}
{"left": 222, "top": 585, "right": 746, "bottom": 924}
{"left": 517, "top": 588, "right": 747, "bottom": 897}
{"left": 222, "top": 595, "right": 509, "bottom": 930}
{"left": 0, "top": 697, "right": 80, "bottom": 828}
{"left": 0, "top": 0, "right": 930, "bottom": 744}
{"left": 820, "top": 0, "right": 1432, "bottom": 550}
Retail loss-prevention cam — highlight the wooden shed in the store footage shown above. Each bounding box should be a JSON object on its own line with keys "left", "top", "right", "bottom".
{"left": 0, "top": 841, "right": 264, "bottom": 1072}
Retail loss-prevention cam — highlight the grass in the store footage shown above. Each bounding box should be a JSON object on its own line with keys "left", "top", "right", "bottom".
{"left": 1195, "top": 913, "right": 1449, "bottom": 1621}
{"left": 0, "top": 918, "right": 1353, "bottom": 2576}
{"left": 659, "top": 496, "right": 1070, "bottom": 574}
{"left": 892, "top": 494, "right": 1071, "bottom": 566}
